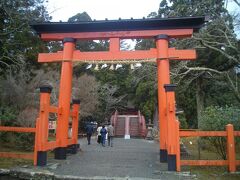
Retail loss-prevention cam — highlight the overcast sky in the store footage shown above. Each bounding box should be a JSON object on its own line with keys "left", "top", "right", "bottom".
{"left": 46, "top": 0, "right": 239, "bottom": 39}
{"left": 46, "top": 0, "right": 238, "bottom": 22}
{"left": 47, "top": 0, "right": 161, "bottom": 21}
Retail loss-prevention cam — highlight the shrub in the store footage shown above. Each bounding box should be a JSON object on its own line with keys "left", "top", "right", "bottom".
{"left": 178, "top": 114, "right": 188, "bottom": 129}
{"left": 0, "top": 107, "right": 36, "bottom": 150}
{"left": 15, "top": 133, "right": 35, "bottom": 151}
{"left": 200, "top": 106, "right": 240, "bottom": 159}
{"left": 0, "top": 107, "right": 18, "bottom": 145}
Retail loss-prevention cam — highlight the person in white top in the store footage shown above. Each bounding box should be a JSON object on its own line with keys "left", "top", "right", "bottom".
{"left": 97, "top": 126, "right": 102, "bottom": 144}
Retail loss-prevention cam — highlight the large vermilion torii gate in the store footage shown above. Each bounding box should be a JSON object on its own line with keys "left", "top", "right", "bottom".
{"left": 31, "top": 16, "right": 206, "bottom": 170}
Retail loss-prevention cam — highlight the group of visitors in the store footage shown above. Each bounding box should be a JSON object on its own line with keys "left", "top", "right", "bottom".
{"left": 85, "top": 123, "right": 114, "bottom": 147}
{"left": 97, "top": 124, "right": 114, "bottom": 147}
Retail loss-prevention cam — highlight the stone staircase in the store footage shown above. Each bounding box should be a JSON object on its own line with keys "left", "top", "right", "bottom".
{"left": 115, "top": 117, "right": 125, "bottom": 136}
{"left": 129, "top": 117, "right": 139, "bottom": 137}
{"left": 111, "top": 111, "right": 146, "bottom": 138}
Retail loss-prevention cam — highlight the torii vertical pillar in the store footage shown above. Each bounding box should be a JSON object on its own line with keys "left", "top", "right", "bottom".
{"left": 55, "top": 38, "right": 75, "bottom": 159}
{"left": 155, "top": 34, "right": 170, "bottom": 162}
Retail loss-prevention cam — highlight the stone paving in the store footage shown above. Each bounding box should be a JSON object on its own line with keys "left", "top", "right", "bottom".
{"left": 0, "top": 137, "right": 197, "bottom": 179}
{"left": 48, "top": 137, "right": 195, "bottom": 179}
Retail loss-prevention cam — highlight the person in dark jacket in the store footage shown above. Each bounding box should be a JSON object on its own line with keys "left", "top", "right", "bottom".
{"left": 86, "top": 123, "right": 94, "bottom": 145}
{"left": 100, "top": 125, "right": 108, "bottom": 147}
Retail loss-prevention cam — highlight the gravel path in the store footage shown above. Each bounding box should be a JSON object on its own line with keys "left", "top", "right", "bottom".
{"left": 49, "top": 137, "right": 193, "bottom": 179}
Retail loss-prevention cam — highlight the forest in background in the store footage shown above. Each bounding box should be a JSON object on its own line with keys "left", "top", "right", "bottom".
{"left": 0, "top": 0, "right": 239, "bottom": 149}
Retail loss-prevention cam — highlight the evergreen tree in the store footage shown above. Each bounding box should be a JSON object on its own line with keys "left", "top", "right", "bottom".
{"left": 0, "top": 0, "right": 51, "bottom": 72}
{"left": 161, "top": 0, "right": 240, "bottom": 127}
{"left": 134, "top": 0, "right": 240, "bottom": 127}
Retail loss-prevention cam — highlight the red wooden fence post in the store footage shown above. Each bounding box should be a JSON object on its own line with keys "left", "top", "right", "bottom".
{"left": 226, "top": 124, "right": 236, "bottom": 172}
{"left": 34, "top": 118, "right": 40, "bottom": 166}
{"left": 176, "top": 120, "right": 181, "bottom": 172}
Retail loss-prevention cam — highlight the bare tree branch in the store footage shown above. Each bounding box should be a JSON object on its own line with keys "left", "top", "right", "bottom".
{"left": 177, "top": 66, "right": 240, "bottom": 102}
{"left": 232, "top": 0, "right": 240, "bottom": 7}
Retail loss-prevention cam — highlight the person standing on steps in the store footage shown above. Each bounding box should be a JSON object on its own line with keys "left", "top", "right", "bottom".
{"left": 100, "top": 125, "right": 107, "bottom": 147}
{"left": 86, "top": 122, "right": 94, "bottom": 145}
{"left": 107, "top": 124, "right": 114, "bottom": 147}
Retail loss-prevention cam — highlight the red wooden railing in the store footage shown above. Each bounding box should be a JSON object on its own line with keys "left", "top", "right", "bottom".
{"left": 178, "top": 124, "right": 240, "bottom": 172}
{"left": 0, "top": 87, "right": 80, "bottom": 166}
{"left": 0, "top": 126, "right": 36, "bottom": 160}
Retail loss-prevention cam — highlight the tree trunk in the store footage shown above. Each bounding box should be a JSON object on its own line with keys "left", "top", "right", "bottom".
{"left": 196, "top": 77, "right": 205, "bottom": 129}
{"left": 196, "top": 77, "right": 205, "bottom": 160}
{"left": 153, "top": 106, "right": 159, "bottom": 129}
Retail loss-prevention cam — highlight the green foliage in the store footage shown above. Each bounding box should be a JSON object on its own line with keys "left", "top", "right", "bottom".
{"left": 134, "top": 80, "right": 157, "bottom": 120}
{"left": 200, "top": 106, "right": 240, "bottom": 159}
{"left": 178, "top": 114, "right": 188, "bottom": 129}
{"left": 0, "top": 106, "right": 18, "bottom": 126}
{"left": 158, "top": 0, "right": 227, "bottom": 18}
{"left": 0, "top": 1, "right": 239, "bottom": 155}
{"left": 204, "top": 75, "right": 240, "bottom": 107}
{"left": 0, "top": 0, "right": 50, "bottom": 151}
{"left": 176, "top": 86, "right": 198, "bottom": 128}
{"left": 200, "top": 106, "right": 240, "bottom": 130}
{"left": 68, "top": 12, "right": 92, "bottom": 22}
{"left": 94, "top": 65, "right": 130, "bottom": 95}
{"left": 125, "top": 63, "right": 158, "bottom": 120}
{"left": 0, "top": 0, "right": 51, "bottom": 70}
{"left": 0, "top": 106, "right": 35, "bottom": 151}
{"left": 68, "top": 12, "right": 109, "bottom": 54}
{"left": 155, "top": 0, "right": 240, "bottom": 128}
{"left": 15, "top": 133, "right": 34, "bottom": 151}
